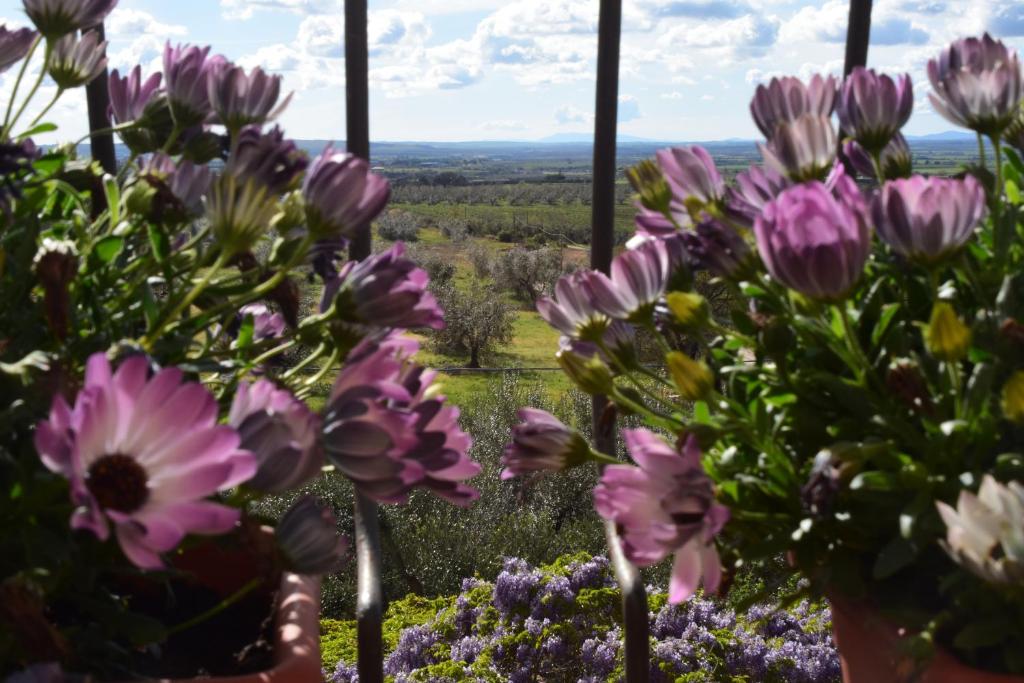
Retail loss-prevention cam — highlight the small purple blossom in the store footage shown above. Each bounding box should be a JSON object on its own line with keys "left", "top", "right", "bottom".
{"left": 47, "top": 30, "right": 106, "bottom": 89}
{"left": 274, "top": 495, "right": 347, "bottom": 575}
{"left": 872, "top": 174, "right": 987, "bottom": 263}
{"left": 750, "top": 73, "right": 838, "bottom": 139}
{"left": 163, "top": 42, "right": 224, "bottom": 127}
{"left": 226, "top": 124, "right": 307, "bottom": 195}
{"left": 837, "top": 67, "right": 914, "bottom": 153}
{"left": 501, "top": 408, "right": 589, "bottom": 479}
{"left": 754, "top": 170, "right": 871, "bottom": 301}
{"left": 139, "top": 152, "right": 211, "bottom": 216}
{"left": 209, "top": 63, "right": 291, "bottom": 132}
{"left": 108, "top": 66, "right": 161, "bottom": 126}
{"left": 726, "top": 164, "right": 791, "bottom": 229}
{"left": 586, "top": 238, "right": 669, "bottom": 323}
{"left": 680, "top": 218, "right": 752, "bottom": 280}
{"left": 760, "top": 113, "right": 838, "bottom": 182}
{"left": 843, "top": 133, "right": 912, "bottom": 181}
{"left": 0, "top": 25, "right": 36, "bottom": 74}
{"left": 928, "top": 33, "right": 1024, "bottom": 136}
{"left": 303, "top": 147, "right": 391, "bottom": 240}
{"left": 320, "top": 242, "right": 444, "bottom": 330}
{"left": 23, "top": 0, "right": 116, "bottom": 38}
{"left": 656, "top": 145, "right": 725, "bottom": 210}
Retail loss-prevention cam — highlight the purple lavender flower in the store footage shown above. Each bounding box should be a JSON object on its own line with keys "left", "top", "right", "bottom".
{"left": 656, "top": 145, "right": 725, "bottom": 210}
{"left": 843, "top": 133, "right": 912, "bottom": 181}
{"left": 928, "top": 33, "right": 1024, "bottom": 137}
{"left": 872, "top": 174, "right": 987, "bottom": 263}
{"left": 837, "top": 67, "right": 913, "bottom": 153}
{"left": 725, "top": 164, "right": 791, "bottom": 228}
{"left": 760, "top": 113, "right": 837, "bottom": 182}
{"left": 750, "top": 74, "right": 838, "bottom": 139}
{"left": 163, "top": 43, "right": 224, "bottom": 127}
{"left": 226, "top": 124, "right": 307, "bottom": 195}
{"left": 494, "top": 557, "right": 542, "bottom": 615}
{"left": 330, "top": 661, "right": 358, "bottom": 683}
{"left": 275, "top": 496, "right": 347, "bottom": 575}
{"left": 384, "top": 625, "right": 441, "bottom": 675}
{"left": 754, "top": 171, "right": 871, "bottom": 301}
{"left": 23, "top": 0, "right": 115, "bottom": 38}
{"left": 680, "top": 218, "right": 753, "bottom": 280}
{"left": 303, "top": 147, "right": 391, "bottom": 240}
{"left": 209, "top": 63, "right": 291, "bottom": 132}
{"left": 320, "top": 243, "right": 444, "bottom": 330}
{"left": 47, "top": 30, "right": 106, "bottom": 89}
{"left": 0, "top": 25, "right": 36, "bottom": 74}
{"left": 501, "top": 408, "right": 590, "bottom": 479}
{"left": 594, "top": 431, "right": 729, "bottom": 603}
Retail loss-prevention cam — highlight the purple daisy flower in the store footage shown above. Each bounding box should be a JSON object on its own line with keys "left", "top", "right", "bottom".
{"left": 34, "top": 353, "right": 256, "bottom": 568}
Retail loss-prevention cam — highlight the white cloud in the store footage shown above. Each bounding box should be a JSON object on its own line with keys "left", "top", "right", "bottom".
{"left": 476, "top": 119, "right": 527, "bottom": 131}
{"left": 657, "top": 13, "right": 779, "bottom": 61}
{"left": 555, "top": 104, "right": 592, "bottom": 125}
{"left": 661, "top": 91, "right": 684, "bottom": 100}
{"left": 619, "top": 94, "right": 641, "bottom": 122}
{"left": 104, "top": 8, "right": 188, "bottom": 73}
{"left": 220, "top": 0, "right": 339, "bottom": 20}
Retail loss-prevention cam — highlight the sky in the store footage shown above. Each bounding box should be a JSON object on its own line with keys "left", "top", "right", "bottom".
{"left": 1, "top": 0, "right": 1023, "bottom": 142}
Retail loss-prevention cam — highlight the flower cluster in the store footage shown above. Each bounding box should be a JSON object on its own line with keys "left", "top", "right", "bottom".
{"left": 0, "top": 3, "right": 480, "bottom": 676}
{"left": 511, "top": 30, "right": 1024, "bottom": 676}
{"left": 325, "top": 554, "right": 840, "bottom": 682}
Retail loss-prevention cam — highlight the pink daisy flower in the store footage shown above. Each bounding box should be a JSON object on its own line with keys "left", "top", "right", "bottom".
{"left": 34, "top": 353, "right": 256, "bottom": 569}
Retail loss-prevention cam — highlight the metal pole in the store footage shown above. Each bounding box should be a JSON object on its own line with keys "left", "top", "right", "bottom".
{"left": 353, "top": 492, "right": 383, "bottom": 683}
{"left": 843, "top": 0, "right": 873, "bottom": 76}
{"left": 84, "top": 24, "right": 116, "bottom": 176}
{"left": 345, "top": 0, "right": 371, "bottom": 262}
{"left": 344, "top": 1, "right": 383, "bottom": 680}
{"left": 590, "top": 0, "right": 649, "bottom": 680}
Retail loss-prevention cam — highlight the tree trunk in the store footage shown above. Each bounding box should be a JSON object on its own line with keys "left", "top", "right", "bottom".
{"left": 469, "top": 345, "right": 480, "bottom": 369}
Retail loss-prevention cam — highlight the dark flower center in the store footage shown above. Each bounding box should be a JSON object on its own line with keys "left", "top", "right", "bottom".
{"left": 86, "top": 454, "right": 149, "bottom": 514}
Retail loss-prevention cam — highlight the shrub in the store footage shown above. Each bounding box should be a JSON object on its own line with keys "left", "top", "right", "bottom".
{"left": 377, "top": 210, "right": 421, "bottom": 242}
{"left": 429, "top": 281, "right": 514, "bottom": 368}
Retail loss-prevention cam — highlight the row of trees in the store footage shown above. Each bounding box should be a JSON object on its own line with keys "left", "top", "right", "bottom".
{"left": 391, "top": 182, "right": 633, "bottom": 207}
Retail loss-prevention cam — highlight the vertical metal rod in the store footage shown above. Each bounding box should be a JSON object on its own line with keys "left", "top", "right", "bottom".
{"left": 344, "top": 1, "right": 382, "bottom": 680}
{"left": 353, "top": 492, "right": 383, "bottom": 683}
{"left": 84, "top": 24, "right": 116, "bottom": 176}
{"left": 590, "top": 0, "right": 649, "bottom": 680}
{"left": 843, "top": 0, "right": 873, "bottom": 76}
{"left": 345, "top": 0, "right": 371, "bottom": 262}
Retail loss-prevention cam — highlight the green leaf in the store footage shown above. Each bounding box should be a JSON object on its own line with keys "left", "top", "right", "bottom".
{"left": 692, "top": 400, "right": 711, "bottom": 424}
{"left": 964, "top": 362, "right": 995, "bottom": 417}
{"left": 17, "top": 122, "right": 57, "bottom": 140}
{"left": 871, "top": 303, "right": 900, "bottom": 347}
{"left": 147, "top": 225, "right": 170, "bottom": 262}
{"left": 873, "top": 536, "right": 917, "bottom": 579}
{"left": 233, "top": 314, "right": 255, "bottom": 350}
{"left": 954, "top": 619, "right": 1010, "bottom": 650}
{"left": 1007, "top": 179, "right": 1022, "bottom": 205}
{"left": 849, "top": 471, "right": 900, "bottom": 491}
{"left": 93, "top": 235, "right": 123, "bottom": 263}
{"left": 142, "top": 281, "right": 159, "bottom": 328}
{"left": 103, "top": 175, "right": 120, "bottom": 225}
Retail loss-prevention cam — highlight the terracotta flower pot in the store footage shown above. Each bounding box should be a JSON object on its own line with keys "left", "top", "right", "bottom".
{"left": 829, "top": 595, "right": 1024, "bottom": 683}
{"left": 140, "top": 528, "right": 324, "bottom": 683}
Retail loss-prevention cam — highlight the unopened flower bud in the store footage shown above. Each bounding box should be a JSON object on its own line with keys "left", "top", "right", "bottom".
{"left": 627, "top": 159, "right": 672, "bottom": 214}
{"left": 33, "top": 239, "right": 77, "bottom": 340}
{"left": 925, "top": 302, "right": 971, "bottom": 362}
{"left": 1002, "top": 371, "right": 1024, "bottom": 424}
{"left": 275, "top": 496, "right": 347, "bottom": 575}
{"left": 665, "top": 292, "right": 709, "bottom": 331}
{"left": 666, "top": 351, "right": 714, "bottom": 400}
{"left": 557, "top": 342, "right": 615, "bottom": 395}
{"left": 886, "top": 361, "right": 935, "bottom": 416}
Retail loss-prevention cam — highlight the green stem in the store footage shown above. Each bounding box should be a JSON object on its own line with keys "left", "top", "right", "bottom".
{"left": 302, "top": 347, "right": 341, "bottom": 387}
{"left": 27, "top": 87, "right": 62, "bottom": 129}
{"left": 992, "top": 134, "right": 1004, "bottom": 215}
{"left": 836, "top": 304, "right": 871, "bottom": 385}
{"left": 946, "top": 361, "right": 963, "bottom": 419}
{"left": 2, "top": 35, "right": 41, "bottom": 137}
{"left": 977, "top": 133, "right": 987, "bottom": 170}
{"left": 869, "top": 149, "right": 886, "bottom": 184}
{"left": 595, "top": 337, "right": 676, "bottom": 410}
{"left": 5, "top": 42, "right": 52, "bottom": 138}
{"left": 248, "top": 339, "right": 296, "bottom": 369}
{"left": 166, "top": 577, "right": 263, "bottom": 636}
{"left": 282, "top": 342, "right": 327, "bottom": 380}
{"left": 70, "top": 121, "right": 139, "bottom": 148}
{"left": 142, "top": 250, "right": 230, "bottom": 349}
{"left": 590, "top": 450, "right": 621, "bottom": 466}
{"left": 162, "top": 123, "right": 182, "bottom": 154}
